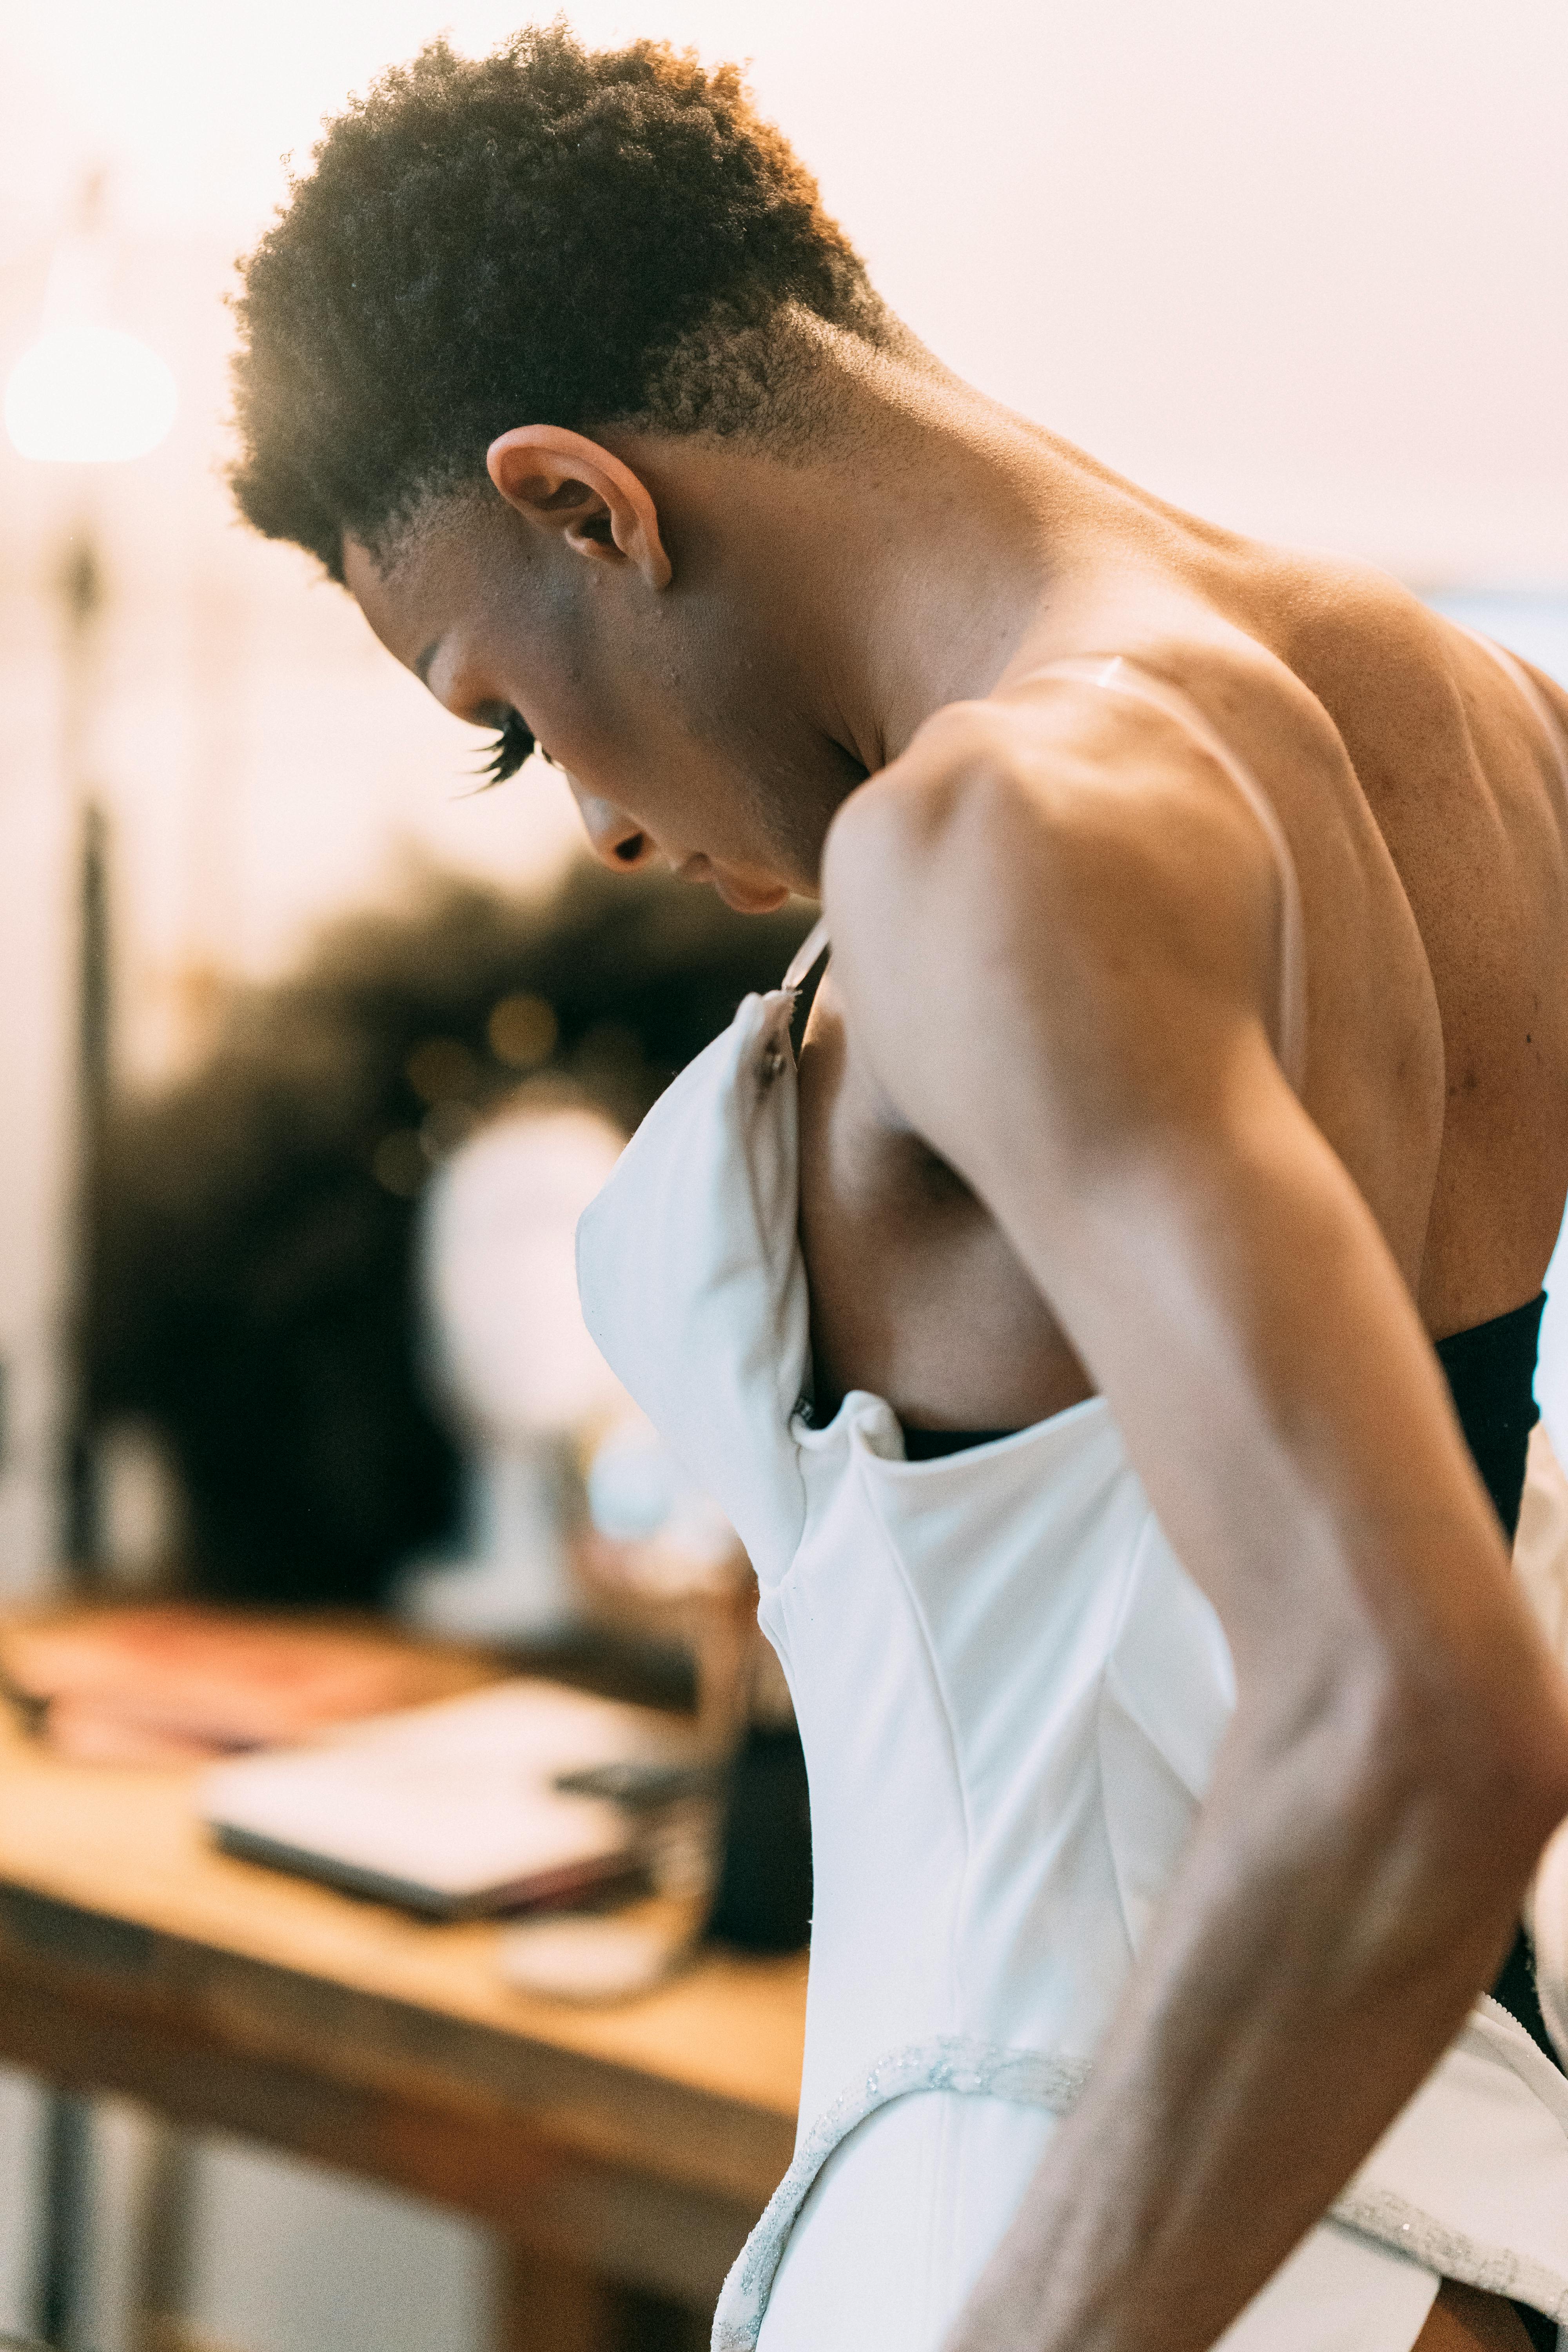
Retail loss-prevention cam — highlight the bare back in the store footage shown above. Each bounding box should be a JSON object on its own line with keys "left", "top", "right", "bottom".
{"left": 799, "top": 545, "right": 1568, "bottom": 1435}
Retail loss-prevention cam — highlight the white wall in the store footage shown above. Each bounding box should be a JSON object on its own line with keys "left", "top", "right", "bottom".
{"left": 184, "top": 2138, "right": 494, "bottom": 2352}
{"left": 0, "top": 2086, "right": 495, "bottom": 2352}
{"left": 0, "top": 2073, "right": 46, "bottom": 2338}
{"left": 3, "top": 0, "right": 1565, "bottom": 583}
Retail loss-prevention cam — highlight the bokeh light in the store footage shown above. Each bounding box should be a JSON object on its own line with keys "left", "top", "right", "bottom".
{"left": 4, "top": 321, "right": 177, "bottom": 463}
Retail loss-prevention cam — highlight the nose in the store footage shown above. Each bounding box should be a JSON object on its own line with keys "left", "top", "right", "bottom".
{"left": 570, "top": 783, "right": 659, "bottom": 872}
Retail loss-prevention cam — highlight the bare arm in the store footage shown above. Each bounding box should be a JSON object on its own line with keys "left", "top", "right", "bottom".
{"left": 821, "top": 687, "right": 1568, "bottom": 2352}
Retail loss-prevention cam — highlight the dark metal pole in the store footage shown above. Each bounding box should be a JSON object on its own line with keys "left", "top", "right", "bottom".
{"left": 34, "top": 2092, "right": 91, "bottom": 2350}
{"left": 34, "top": 526, "right": 114, "bottom": 2350}
{"left": 59, "top": 528, "right": 110, "bottom": 1582}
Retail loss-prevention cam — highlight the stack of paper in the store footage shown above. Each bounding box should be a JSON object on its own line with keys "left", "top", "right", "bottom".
{"left": 200, "top": 1679, "right": 681, "bottom": 1918}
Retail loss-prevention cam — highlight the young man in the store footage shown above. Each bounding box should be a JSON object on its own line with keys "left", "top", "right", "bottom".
{"left": 230, "top": 30, "right": 1568, "bottom": 2351}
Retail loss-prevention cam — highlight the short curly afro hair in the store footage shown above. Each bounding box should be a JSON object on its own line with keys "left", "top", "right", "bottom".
{"left": 229, "top": 23, "right": 893, "bottom": 581}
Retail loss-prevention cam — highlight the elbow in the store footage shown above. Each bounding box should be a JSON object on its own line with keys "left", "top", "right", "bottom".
{"left": 1241, "top": 1649, "right": 1568, "bottom": 2009}
{"left": 1243, "top": 1583, "right": 1568, "bottom": 1893}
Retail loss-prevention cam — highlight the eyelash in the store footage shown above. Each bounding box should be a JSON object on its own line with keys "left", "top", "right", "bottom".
{"left": 476, "top": 709, "right": 544, "bottom": 787}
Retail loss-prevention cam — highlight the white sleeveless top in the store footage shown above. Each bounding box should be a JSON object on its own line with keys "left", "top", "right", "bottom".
{"left": 577, "top": 657, "right": 1568, "bottom": 2351}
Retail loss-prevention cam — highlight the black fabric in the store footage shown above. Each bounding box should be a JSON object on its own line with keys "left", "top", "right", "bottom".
{"left": 707, "top": 1723, "right": 814, "bottom": 1952}
{"left": 1438, "top": 1299, "right": 1562, "bottom": 2349}
{"left": 1434, "top": 1298, "right": 1562, "bottom": 2076}
{"left": 901, "top": 1423, "right": 1017, "bottom": 1460}
{"left": 1515, "top": 2296, "right": 1558, "bottom": 2351}
{"left": 1436, "top": 1292, "right": 1546, "bottom": 1546}
{"left": 1514, "top": 2292, "right": 1559, "bottom": 2350}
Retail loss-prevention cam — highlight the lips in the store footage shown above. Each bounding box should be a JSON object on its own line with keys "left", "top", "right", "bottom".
{"left": 711, "top": 873, "right": 791, "bottom": 915}
{"left": 677, "top": 852, "right": 786, "bottom": 914}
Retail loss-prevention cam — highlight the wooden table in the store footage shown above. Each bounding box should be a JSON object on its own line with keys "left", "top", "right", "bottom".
{"left": 0, "top": 1708, "right": 806, "bottom": 2349}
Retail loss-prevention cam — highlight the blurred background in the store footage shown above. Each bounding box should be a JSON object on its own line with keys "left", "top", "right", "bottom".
{"left": 0, "top": 1, "right": 1564, "bottom": 2347}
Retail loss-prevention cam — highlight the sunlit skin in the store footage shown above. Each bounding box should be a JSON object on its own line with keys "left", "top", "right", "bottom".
{"left": 345, "top": 327, "right": 1568, "bottom": 2352}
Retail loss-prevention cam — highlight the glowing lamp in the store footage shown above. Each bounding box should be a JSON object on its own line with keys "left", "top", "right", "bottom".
{"left": 5, "top": 322, "right": 177, "bottom": 464}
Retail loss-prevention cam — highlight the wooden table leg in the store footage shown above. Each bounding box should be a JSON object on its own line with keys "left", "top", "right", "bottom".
{"left": 498, "top": 2244, "right": 621, "bottom": 2352}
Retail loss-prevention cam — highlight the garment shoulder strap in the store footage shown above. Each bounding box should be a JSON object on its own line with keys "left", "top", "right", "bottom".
{"left": 780, "top": 657, "right": 1310, "bottom": 1094}
{"left": 1031, "top": 655, "right": 1309, "bottom": 1091}
{"left": 782, "top": 915, "right": 831, "bottom": 995}
{"left": 1461, "top": 629, "right": 1568, "bottom": 795}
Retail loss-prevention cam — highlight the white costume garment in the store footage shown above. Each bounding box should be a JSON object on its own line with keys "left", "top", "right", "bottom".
{"left": 577, "top": 657, "right": 1568, "bottom": 2350}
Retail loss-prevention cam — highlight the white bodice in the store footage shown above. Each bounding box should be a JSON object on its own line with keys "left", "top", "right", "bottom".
{"left": 579, "top": 984, "right": 1568, "bottom": 2350}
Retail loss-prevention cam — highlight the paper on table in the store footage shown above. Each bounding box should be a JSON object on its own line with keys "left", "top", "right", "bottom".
{"left": 201, "top": 1678, "right": 681, "bottom": 1918}
{"left": 1, "top": 1606, "right": 434, "bottom": 1761}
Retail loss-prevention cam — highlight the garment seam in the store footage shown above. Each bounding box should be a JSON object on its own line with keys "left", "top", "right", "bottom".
{"left": 923, "top": 2081, "right": 956, "bottom": 2328}
{"left": 852, "top": 1433, "right": 975, "bottom": 2023}
{"left": 1091, "top": 1504, "right": 1172, "bottom": 1964}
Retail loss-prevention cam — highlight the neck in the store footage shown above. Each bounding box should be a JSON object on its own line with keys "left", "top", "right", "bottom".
{"left": 613, "top": 342, "right": 1123, "bottom": 782}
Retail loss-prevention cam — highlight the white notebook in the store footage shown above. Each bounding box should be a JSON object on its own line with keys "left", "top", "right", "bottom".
{"left": 200, "top": 1679, "right": 673, "bottom": 1918}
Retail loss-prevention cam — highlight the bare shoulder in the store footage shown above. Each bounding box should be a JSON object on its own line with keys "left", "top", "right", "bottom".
{"left": 819, "top": 640, "right": 1310, "bottom": 1181}
{"left": 820, "top": 567, "right": 1461, "bottom": 1283}
{"left": 826, "top": 646, "right": 1282, "bottom": 906}
{"left": 820, "top": 547, "right": 1568, "bottom": 1324}
{"left": 1243, "top": 551, "right": 1566, "bottom": 822}
{"left": 820, "top": 600, "right": 1349, "bottom": 1008}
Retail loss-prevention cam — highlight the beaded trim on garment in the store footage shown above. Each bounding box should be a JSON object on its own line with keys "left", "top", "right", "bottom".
{"left": 709, "top": 2024, "right": 1568, "bottom": 2350}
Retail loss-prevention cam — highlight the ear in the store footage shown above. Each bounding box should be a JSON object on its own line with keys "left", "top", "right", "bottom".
{"left": 486, "top": 426, "right": 672, "bottom": 591}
